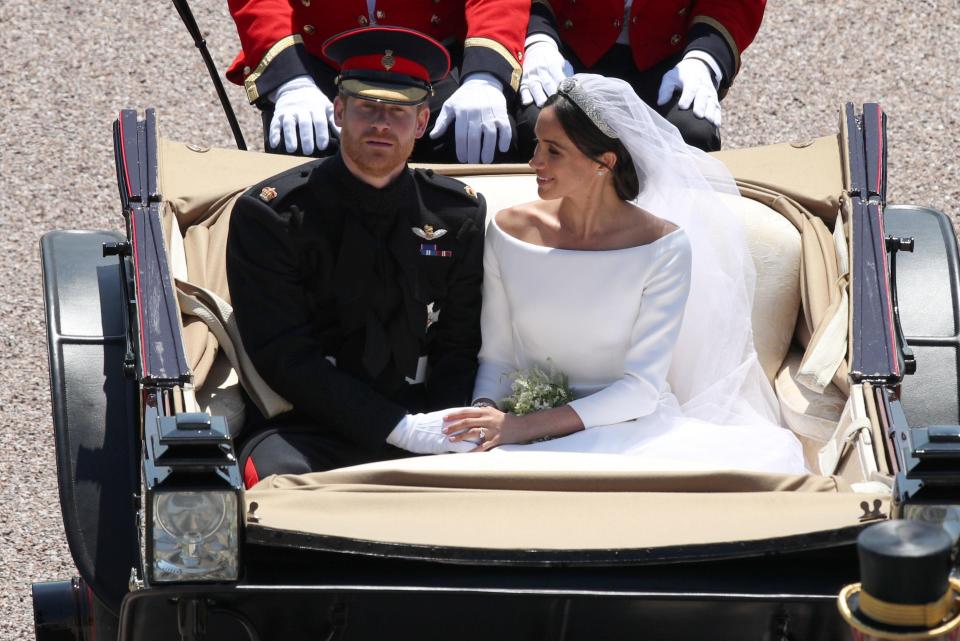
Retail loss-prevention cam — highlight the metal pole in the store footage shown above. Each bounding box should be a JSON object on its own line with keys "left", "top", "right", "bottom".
{"left": 171, "top": 0, "right": 248, "bottom": 150}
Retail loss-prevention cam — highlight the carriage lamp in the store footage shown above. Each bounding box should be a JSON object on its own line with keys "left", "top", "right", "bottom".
{"left": 144, "top": 411, "right": 243, "bottom": 583}
{"left": 902, "top": 504, "right": 960, "bottom": 545}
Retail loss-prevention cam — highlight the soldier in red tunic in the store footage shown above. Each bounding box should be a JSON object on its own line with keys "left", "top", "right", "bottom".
{"left": 226, "top": 1, "right": 530, "bottom": 163}
{"left": 517, "top": 0, "right": 766, "bottom": 152}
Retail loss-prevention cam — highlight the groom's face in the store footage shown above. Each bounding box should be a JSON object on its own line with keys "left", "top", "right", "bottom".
{"left": 334, "top": 95, "right": 430, "bottom": 184}
{"left": 529, "top": 106, "right": 600, "bottom": 200}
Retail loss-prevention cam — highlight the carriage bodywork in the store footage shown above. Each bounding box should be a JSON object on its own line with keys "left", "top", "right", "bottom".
{"left": 31, "top": 104, "right": 960, "bottom": 641}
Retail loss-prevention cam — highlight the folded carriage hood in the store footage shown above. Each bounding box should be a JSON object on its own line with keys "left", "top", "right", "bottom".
{"left": 244, "top": 452, "right": 886, "bottom": 564}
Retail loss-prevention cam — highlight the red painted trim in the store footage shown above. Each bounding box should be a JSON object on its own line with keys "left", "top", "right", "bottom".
{"left": 244, "top": 457, "right": 260, "bottom": 489}
{"left": 117, "top": 112, "right": 132, "bottom": 200}
{"left": 86, "top": 583, "right": 97, "bottom": 639}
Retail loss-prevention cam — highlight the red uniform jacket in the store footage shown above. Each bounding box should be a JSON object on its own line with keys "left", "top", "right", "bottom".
{"left": 529, "top": 0, "right": 765, "bottom": 88}
{"left": 227, "top": 0, "right": 529, "bottom": 103}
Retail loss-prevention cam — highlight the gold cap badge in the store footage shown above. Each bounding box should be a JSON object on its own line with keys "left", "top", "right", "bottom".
{"left": 259, "top": 186, "right": 278, "bottom": 202}
{"left": 381, "top": 49, "right": 395, "bottom": 71}
{"left": 464, "top": 185, "right": 477, "bottom": 198}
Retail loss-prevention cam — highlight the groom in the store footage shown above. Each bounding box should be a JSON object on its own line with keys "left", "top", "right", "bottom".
{"left": 227, "top": 26, "right": 486, "bottom": 485}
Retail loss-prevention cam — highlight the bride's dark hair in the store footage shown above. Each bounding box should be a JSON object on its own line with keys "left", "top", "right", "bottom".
{"left": 543, "top": 92, "right": 642, "bottom": 201}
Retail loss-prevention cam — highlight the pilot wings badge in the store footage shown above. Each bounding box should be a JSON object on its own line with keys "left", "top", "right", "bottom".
{"left": 412, "top": 224, "right": 447, "bottom": 240}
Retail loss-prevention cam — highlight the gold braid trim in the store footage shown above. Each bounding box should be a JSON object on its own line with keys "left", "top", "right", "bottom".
{"left": 244, "top": 35, "right": 304, "bottom": 103}
{"left": 837, "top": 579, "right": 960, "bottom": 640}
{"left": 464, "top": 37, "right": 522, "bottom": 91}
{"left": 860, "top": 588, "right": 956, "bottom": 629}
{"left": 689, "top": 16, "right": 741, "bottom": 78}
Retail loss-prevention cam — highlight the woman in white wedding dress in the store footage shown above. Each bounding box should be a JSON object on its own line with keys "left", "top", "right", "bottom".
{"left": 442, "top": 74, "right": 806, "bottom": 475}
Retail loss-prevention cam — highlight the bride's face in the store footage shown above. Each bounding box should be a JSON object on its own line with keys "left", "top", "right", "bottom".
{"left": 530, "top": 106, "right": 603, "bottom": 200}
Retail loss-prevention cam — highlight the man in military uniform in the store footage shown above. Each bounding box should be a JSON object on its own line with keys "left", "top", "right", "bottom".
{"left": 227, "top": 27, "right": 486, "bottom": 485}
{"left": 516, "top": 0, "right": 766, "bottom": 152}
{"left": 226, "top": 0, "right": 530, "bottom": 164}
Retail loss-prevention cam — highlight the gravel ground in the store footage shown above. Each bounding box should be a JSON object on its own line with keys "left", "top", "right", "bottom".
{"left": 0, "top": 1, "right": 957, "bottom": 638}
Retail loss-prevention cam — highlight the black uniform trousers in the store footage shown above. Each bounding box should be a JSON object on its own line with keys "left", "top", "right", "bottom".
{"left": 515, "top": 45, "right": 722, "bottom": 156}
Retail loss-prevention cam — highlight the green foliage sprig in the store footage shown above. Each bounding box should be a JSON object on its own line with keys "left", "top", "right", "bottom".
{"left": 501, "top": 360, "right": 573, "bottom": 416}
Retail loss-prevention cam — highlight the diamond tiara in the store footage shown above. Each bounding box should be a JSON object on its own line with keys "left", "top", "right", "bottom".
{"left": 557, "top": 77, "right": 619, "bottom": 139}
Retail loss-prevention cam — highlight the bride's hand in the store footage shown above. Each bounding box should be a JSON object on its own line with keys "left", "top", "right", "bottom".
{"left": 442, "top": 407, "right": 525, "bottom": 451}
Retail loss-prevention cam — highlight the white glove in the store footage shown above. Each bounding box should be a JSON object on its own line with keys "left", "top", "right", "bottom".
{"left": 386, "top": 409, "right": 478, "bottom": 454}
{"left": 429, "top": 73, "right": 512, "bottom": 164}
{"left": 656, "top": 56, "right": 722, "bottom": 128}
{"left": 268, "top": 75, "right": 340, "bottom": 155}
{"left": 519, "top": 37, "right": 574, "bottom": 107}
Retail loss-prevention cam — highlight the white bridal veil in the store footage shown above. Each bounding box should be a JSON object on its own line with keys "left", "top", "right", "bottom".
{"left": 560, "top": 74, "right": 780, "bottom": 428}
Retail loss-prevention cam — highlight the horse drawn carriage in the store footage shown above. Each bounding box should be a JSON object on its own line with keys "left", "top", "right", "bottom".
{"left": 31, "top": 102, "right": 960, "bottom": 640}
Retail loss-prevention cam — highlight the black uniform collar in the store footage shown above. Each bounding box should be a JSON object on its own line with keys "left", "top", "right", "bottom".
{"left": 310, "top": 152, "right": 414, "bottom": 224}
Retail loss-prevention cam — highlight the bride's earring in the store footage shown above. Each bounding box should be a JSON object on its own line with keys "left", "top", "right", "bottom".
{"left": 596, "top": 166, "right": 607, "bottom": 177}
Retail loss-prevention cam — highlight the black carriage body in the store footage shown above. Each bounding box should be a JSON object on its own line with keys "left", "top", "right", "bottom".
{"left": 33, "top": 106, "right": 960, "bottom": 641}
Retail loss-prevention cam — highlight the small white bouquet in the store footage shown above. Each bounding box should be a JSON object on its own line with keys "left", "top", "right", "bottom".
{"left": 501, "top": 360, "right": 573, "bottom": 416}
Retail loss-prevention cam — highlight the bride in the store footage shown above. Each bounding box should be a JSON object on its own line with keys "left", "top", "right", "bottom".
{"left": 441, "top": 73, "right": 806, "bottom": 475}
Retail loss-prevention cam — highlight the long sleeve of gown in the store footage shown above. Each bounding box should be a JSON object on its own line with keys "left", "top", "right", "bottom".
{"left": 472, "top": 232, "right": 517, "bottom": 405}
{"left": 567, "top": 239, "right": 692, "bottom": 428}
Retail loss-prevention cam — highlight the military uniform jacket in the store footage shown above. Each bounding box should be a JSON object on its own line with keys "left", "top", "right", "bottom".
{"left": 226, "top": 154, "right": 485, "bottom": 450}
{"left": 529, "top": 0, "right": 765, "bottom": 89}
{"left": 226, "top": 0, "right": 529, "bottom": 104}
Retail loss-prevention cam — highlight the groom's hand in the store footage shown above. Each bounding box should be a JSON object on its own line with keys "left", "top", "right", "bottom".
{"left": 386, "top": 409, "right": 477, "bottom": 454}
{"left": 443, "top": 406, "right": 521, "bottom": 451}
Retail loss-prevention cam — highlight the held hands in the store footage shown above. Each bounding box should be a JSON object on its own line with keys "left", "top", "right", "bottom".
{"left": 656, "top": 57, "right": 722, "bottom": 128}
{"left": 519, "top": 38, "right": 574, "bottom": 107}
{"left": 429, "top": 73, "right": 512, "bottom": 164}
{"left": 386, "top": 409, "right": 478, "bottom": 455}
{"left": 268, "top": 75, "right": 340, "bottom": 155}
{"left": 442, "top": 406, "right": 526, "bottom": 452}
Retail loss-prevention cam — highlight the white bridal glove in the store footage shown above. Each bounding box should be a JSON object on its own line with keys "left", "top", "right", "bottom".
{"left": 656, "top": 54, "right": 722, "bottom": 128}
{"left": 268, "top": 75, "right": 340, "bottom": 155}
{"left": 429, "top": 73, "right": 512, "bottom": 164}
{"left": 519, "top": 36, "right": 574, "bottom": 107}
{"left": 386, "top": 409, "right": 478, "bottom": 454}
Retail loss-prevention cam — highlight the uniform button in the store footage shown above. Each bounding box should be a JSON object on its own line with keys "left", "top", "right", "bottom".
{"left": 303, "top": 24, "right": 315, "bottom": 35}
{"left": 358, "top": 15, "right": 368, "bottom": 25}
{"left": 631, "top": 16, "right": 637, "bottom": 24}
{"left": 430, "top": 14, "right": 440, "bottom": 25}
{"left": 517, "top": 50, "right": 523, "bottom": 61}
{"left": 300, "top": 0, "right": 310, "bottom": 5}
{"left": 376, "top": 9, "right": 385, "bottom": 19}
{"left": 563, "top": 19, "right": 573, "bottom": 29}
{"left": 670, "top": 33, "right": 681, "bottom": 46}
{"left": 677, "top": 6, "right": 687, "bottom": 15}
{"left": 243, "top": 66, "right": 251, "bottom": 75}
{"left": 613, "top": 18, "right": 621, "bottom": 28}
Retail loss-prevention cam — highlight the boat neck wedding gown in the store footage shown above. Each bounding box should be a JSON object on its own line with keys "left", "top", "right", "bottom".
{"left": 468, "top": 74, "right": 806, "bottom": 475}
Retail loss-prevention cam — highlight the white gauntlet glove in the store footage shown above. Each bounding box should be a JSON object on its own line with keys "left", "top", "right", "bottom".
{"left": 519, "top": 36, "right": 574, "bottom": 107}
{"left": 656, "top": 54, "right": 722, "bottom": 128}
{"left": 429, "top": 73, "right": 512, "bottom": 164}
{"left": 386, "top": 409, "right": 478, "bottom": 454}
{"left": 268, "top": 75, "right": 340, "bottom": 155}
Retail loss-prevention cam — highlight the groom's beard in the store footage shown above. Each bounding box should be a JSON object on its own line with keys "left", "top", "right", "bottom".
{"left": 341, "top": 129, "right": 415, "bottom": 179}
